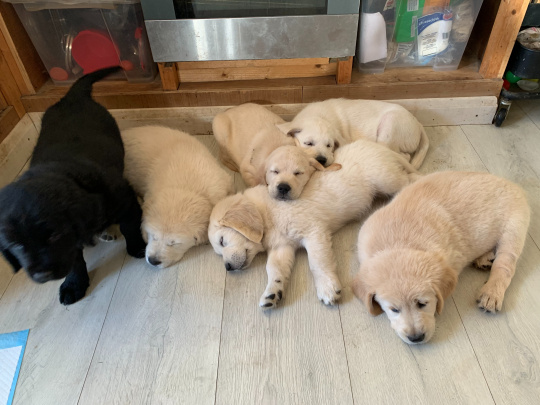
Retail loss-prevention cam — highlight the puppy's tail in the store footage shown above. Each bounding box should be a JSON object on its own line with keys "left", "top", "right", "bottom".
{"left": 64, "top": 66, "right": 123, "bottom": 101}
{"left": 409, "top": 125, "right": 429, "bottom": 170}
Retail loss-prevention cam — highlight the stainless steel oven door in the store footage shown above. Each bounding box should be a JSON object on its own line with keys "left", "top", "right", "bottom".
{"left": 141, "top": 0, "right": 360, "bottom": 62}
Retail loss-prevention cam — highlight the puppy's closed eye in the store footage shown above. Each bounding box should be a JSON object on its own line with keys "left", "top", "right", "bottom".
{"left": 417, "top": 301, "right": 427, "bottom": 309}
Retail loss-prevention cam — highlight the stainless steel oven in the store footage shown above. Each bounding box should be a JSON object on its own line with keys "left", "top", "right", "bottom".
{"left": 140, "top": 0, "right": 360, "bottom": 62}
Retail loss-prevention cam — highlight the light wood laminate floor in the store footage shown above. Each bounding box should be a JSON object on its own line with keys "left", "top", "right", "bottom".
{"left": 1, "top": 101, "right": 540, "bottom": 405}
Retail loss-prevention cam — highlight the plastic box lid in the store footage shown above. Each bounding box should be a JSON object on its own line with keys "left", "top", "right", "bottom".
{"left": 3, "top": 0, "right": 139, "bottom": 8}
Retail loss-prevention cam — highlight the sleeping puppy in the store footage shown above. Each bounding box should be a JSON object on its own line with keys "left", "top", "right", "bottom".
{"left": 265, "top": 146, "right": 341, "bottom": 201}
{"left": 212, "top": 103, "right": 295, "bottom": 186}
{"left": 121, "top": 126, "right": 234, "bottom": 268}
{"left": 0, "top": 67, "right": 146, "bottom": 305}
{"left": 352, "top": 171, "right": 530, "bottom": 344}
{"left": 277, "top": 98, "right": 429, "bottom": 169}
{"left": 208, "top": 142, "right": 419, "bottom": 308}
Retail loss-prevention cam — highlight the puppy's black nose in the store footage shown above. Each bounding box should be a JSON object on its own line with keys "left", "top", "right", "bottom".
{"left": 277, "top": 183, "right": 291, "bottom": 195}
{"left": 147, "top": 256, "right": 161, "bottom": 267}
{"left": 225, "top": 262, "right": 233, "bottom": 271}
{"left": 316, "top": 156, "right": 327, "bottom": 166}
{"left": 407, "top": 333, "right": 425, "bottom": 343}
{"left": 32, "top": 271, "right": 53, "bottom": 283}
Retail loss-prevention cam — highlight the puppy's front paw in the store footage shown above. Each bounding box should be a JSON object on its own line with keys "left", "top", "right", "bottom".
{"left": 59, "top": 280, "right": 89, "bottom": 305}
{"left": 315, "top": 277, "right": 342, "bottom": 306}
{"left": 259, "top": 287, "right": 284, "bottom": 309}
{"left": 126, "top": 238, "right": 146, "bottom": 259}
{"left": 476, "top": 282, "right": 505, "bottom": 313}
{"left": 473, "top": 251, "right": 496, "bottom": 270}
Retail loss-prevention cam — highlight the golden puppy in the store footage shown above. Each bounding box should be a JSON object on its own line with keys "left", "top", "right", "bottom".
{"left": 265, "top": 146, "right": 341, "bottom": 200}
{"left": 208, "top": 141, "right": 419, "bottom": 308}
{"left": 352, "top": 171, "right": 530, "bottom": 344}
{"left": 122, "top": 126, "right": 234, "bottom": 268}
{"left": 277, "top": 98, "right": 429, "bottom": 169}
{"left": 212, "top": 103, "right": 295, "bottom": 186}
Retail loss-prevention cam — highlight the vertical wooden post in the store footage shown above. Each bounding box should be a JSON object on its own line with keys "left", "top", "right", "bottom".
{"left": 158, "top": 62, "right": 180, "bottom": 91}
{"left": 479, "top": 0, "right": 528, "bottom": 79}
{"left": 336, "top": 56, "right": 353, "bottom": 84}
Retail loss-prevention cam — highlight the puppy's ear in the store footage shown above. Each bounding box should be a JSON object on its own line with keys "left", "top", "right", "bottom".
{"left": 433, "top": 265, "right": 458, "bottom": 315}
{"left": 352, "top": 273, "right": 383, "bottom": 316}
{"left": 219, "top": 199, "right": 264, "bottom": 244}
{"left": 1, "top": 249, "right": 22, "bottom": 272}
{"left": 334, "top": 140, "right": 340, "bottom": 150}
{"left": 276, "top": 123, "right": 301, "bottom": 138}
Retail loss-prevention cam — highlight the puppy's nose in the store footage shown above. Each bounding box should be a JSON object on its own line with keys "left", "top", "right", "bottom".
{"left": 147, "top": 256, "right": 162, "bottom": 267}
{"left": 32, "top": 271, "right": 54, "bottom": 283}
{"left": 407, "top": 333, "right": 425, "bottom": 343}
{"left": 316, "top": 156, "right": 327, "bottom": 166}
{"left": 225, "top": 262, "right": 234, "bottom": 271}
{"left": 277, "top": 183, "right": 291, "bottom": 195}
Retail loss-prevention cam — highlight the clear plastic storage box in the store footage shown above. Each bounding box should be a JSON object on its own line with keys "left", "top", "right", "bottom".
{"left": 7, "top": 0, "right": 157, "bottom": 84}
{"left": 357, "top": 0, "right": 483, "bottom": 73}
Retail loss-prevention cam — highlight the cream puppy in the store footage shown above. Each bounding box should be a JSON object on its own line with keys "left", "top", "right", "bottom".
{"left": 208, "top": 140, "right": 419, "bottom": 308}
{"left": 277, "top": 98, "right": 429, "bottom": 168}
{"left": 212, "top": 103, "right": 295, "bottom": 186}
{"left": 265, "top": 146, "right": 342, "bottom": 200}
{"left": 352, "top": 171, "right": 530, "bottom": 344}
{"left": 122, "top": 126, "right": 234, "bottom": 268}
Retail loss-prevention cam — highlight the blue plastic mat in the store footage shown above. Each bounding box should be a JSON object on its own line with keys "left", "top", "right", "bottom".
{"left": 0, "top": 330, "right": 29, "bottom": 405}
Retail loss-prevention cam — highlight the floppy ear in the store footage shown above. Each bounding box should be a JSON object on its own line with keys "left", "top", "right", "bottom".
{"left": 219, "top": 199, "right": 264, "bottom": 244}
{"left": 276, "top": 122, "right": 301, "bottom": 138}
{"left": 352, "top": 273, "right": 383, "bottom": 316}
{"left": 433, "top": 266, "right": 458, "bottom": 315}
{"left": 325, "top": 163, "right": 342, "bottom": 171}
{"left": 1, "top": 249, "right": 21, "bottom": 272}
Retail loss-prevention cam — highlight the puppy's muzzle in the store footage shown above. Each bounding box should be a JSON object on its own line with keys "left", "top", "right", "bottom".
{"left": 277, "top": 183, "right": 291, "bottom": 199}
{"left": 147, "top": 256, "right": 162, "bottom": 267}
{"left": 316, "top": 155, "right": 327, "bottom": 166}
{"left": 407, "top": 333, "right": 426, "bottom": 344}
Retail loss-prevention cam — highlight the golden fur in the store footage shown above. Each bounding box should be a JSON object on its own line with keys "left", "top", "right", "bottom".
{"left": 212, "top": 103, "right": 295, "bottom": 186}
{"left": 208, "top": 141, "right": 420, "bottom": 308}
{"left": 352, "top": 171, "right": 530, "bottom": 344}
{"left": 121, "top": 126, "right": 234, "bottom": 268}
{"left": 277, "top": 98, "right": 429, "bottom": 168}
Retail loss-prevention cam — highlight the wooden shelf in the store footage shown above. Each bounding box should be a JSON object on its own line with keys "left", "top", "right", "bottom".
{"left": 21, "top": 55, "right": 501, "bottom": 112}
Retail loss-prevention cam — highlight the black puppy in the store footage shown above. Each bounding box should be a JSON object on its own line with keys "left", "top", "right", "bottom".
{"left": 0, "top": 66, "right": 146, "bottom": 305}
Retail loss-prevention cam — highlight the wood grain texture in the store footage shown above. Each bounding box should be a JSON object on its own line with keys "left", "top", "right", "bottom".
{"left": 0, "top": 242, "right": 126, "bottom": 405}
{"left": 0, "top": 105, "right": 19, "bottom": 143}
{"left": 158, "top": 62, "right": 180, "bottom": 91}
{"left": 336, "top": 57, "right": 353, "bottom": 84}
{"left": 0, "top": 114, "right": 37, "bottom": 188}
{"left": 176, "top": 58, "right": 330, "bottom": 69}
{"left": 0, "top": 41, "right": 25, "bottom": 116}
{"left": 79, "top": 136, "right": 229, "bottom": 405}
{"left": 479, "top": 0, "right": 529, "bottom": 79}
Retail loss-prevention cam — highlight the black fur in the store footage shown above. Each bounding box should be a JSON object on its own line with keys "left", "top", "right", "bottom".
{"left": 0, "top": 66, "right": 146, "bottom": 305}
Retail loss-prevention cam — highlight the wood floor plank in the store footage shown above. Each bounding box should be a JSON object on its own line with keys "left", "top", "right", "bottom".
{"left": 461, "top": 104, "right": 540, "bottom": 246}
{"left": 78, "top": 134, "right": 229, "bottom": 404}
{"left": 78, "top": 245, "right": 226, "bottom": 405}
{"left": 214, "top": 171, "right": 353, "bottom": 404}
{"left": 0, "top": 241, "right": 126, "bottom": 405}
{"left": 340, "top": 126, "right": 495, "bottom": 404}
{"left": 458, "top": 105, "right": 540, "bottom": 403}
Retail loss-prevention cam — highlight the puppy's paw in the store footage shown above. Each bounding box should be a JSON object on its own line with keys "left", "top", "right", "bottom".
{"left": 259, "top": 286, "right": 284, "bottom": 309}
{"left": 473, "top": 251, "right": 496, "bottom": 270}
{"left": 126, "top": 238, "right": 146, "bottom": 259}
{"left": 315, "top": 277, "right": 342, "bottom": 306}
{"left": 98, "top": 225, "right": 122, "bottom": 242}
{"left": 59, "top": 280, "right": 89, "bottom": 305}
{"left": 476, "top": 282, "right": 505, "bottom": 313}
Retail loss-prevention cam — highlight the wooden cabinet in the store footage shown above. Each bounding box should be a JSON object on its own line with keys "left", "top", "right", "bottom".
{"left": 0, "top": 0, "right": 529, "bottom": 118}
